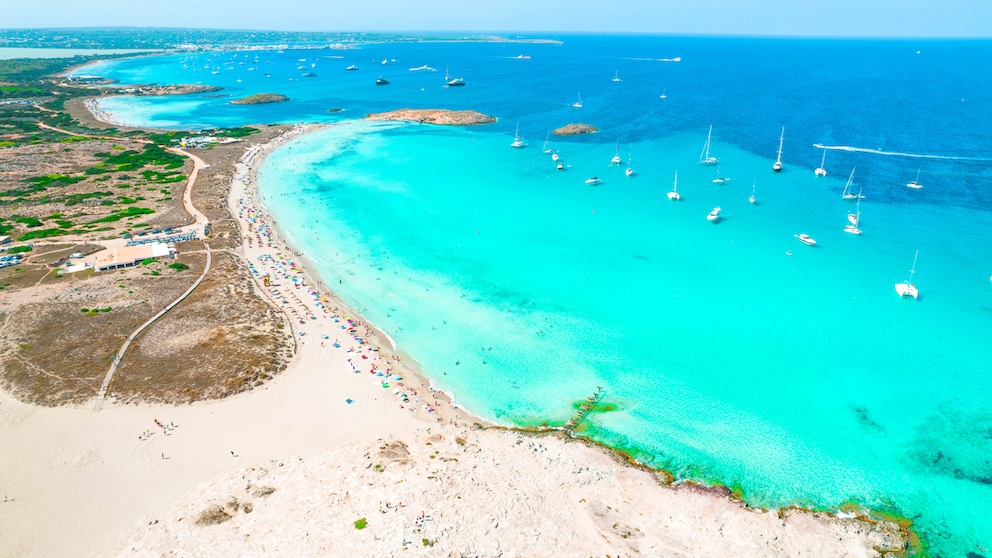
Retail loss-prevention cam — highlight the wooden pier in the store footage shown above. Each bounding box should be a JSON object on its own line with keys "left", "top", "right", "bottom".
{"left": 563, "top": 386, "right": 605, "bottom": 433}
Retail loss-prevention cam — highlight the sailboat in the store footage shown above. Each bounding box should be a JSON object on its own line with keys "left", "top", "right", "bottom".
{"left": 542, "top": 132, "right": 553, "bottom": 154}
{"left": 841, "top": 168, "right": 864, "bottom": 200}
{"left": 712, "top": 166, "right": 730, "bottom": 185}
{"left": 907, "top": 169, "right": 923, "bottom": 189}
{"left": 814, "top": 147, "right": 828, "bottom": 177}
{"left": 445, "top": 65, "right": 465, "bottom": 87}
{"left": 572, "top": 92, "right": 582, "bottom": 108}
{"left": 510, "top": 124, "right": 526, "bottom": 148}
{"left": 699, "top": 125, "right": 718, "bottom": 166}
{"left": 668, "top": 170, "right": 681, "bottom": 200}
{"left": 844, "top": 192, "right": 862, "bottom": 235}
{"left": 772, "top": 127, "right": 784, "bottom": 172}
{"left": 611, "top": 142, "right": 622, "bottom": 166}
{"left": 625, "top": 154, "right": 635, "bottom": 177}
{"left": 612, "top": 71, "right": 622, "bottom": 82}
{"left": 895, "top": 250, "right": 920, "bottom": 299}
{"left": 749, "top": 180, "right": 757, "bottom": 204}
{"left": 659, "top": 88, "right": 667, "bottom": 99}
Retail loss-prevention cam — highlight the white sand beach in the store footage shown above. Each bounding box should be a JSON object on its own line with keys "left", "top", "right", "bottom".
{"left": 0, "top": 124, "right": 906, "bottom": 557}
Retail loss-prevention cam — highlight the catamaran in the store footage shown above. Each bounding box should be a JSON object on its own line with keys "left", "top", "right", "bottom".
{"left": 699, "top": 125, "right": 718, "bottom": 166}
{"left": 668, "top": 170, "right": 681, "bottom": 200}
{"left": 907, "top": 169, "right": 923, "bottom": 189}
{"left": 572, "top": 92, "right": 582, "bottom": 108}
{"left": 772, "top": 127, "right": 784, "bottom": 172}
{"left": 612, "top": 71, "right": 622, "bottom": 82}
{"left": 814, "top": 147, "right": 828, "bottom": 177}
{"left": 895, "top": 250, "right": 920, "bottom": 299}
{"left": 611, "top": 142, "right": 622, "bottom": 166}
{"left": 841, "top": 168, "right": 864, "bottom": 200}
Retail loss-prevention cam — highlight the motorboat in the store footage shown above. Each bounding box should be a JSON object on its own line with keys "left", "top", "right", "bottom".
{"left": 706, "top": 207, "right": 721, "bottom": 222}
{"left": 795, "top": 233, "right": 817, "bottom": 246}
{"left": 585, "top": 177, "right": 602, "bottom": 185}
{"left": 375, "top": 76, "right": 389, "bottom": 85}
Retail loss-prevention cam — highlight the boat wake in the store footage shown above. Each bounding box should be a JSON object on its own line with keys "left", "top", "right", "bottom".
{"left": 622, "top": 56, "right": 682, "bottom": 62}
{"left": 813, "top": 144, "right": 992, "bottom": 162}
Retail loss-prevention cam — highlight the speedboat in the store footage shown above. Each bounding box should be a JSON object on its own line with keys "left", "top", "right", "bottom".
{"left": 375, "top": 76, "right": 389, "bottom": 85}
{"left": 585, "top": 177, "right": 602, "bottom": 185}
{"left": 551, "top": 152, "right": 560, "bottom": 162}
{"left": 795, "top": 233, "right": 817, "bottom": 246}
{"left": 557, "top": 162, "right": 565, "bottom": 170}
{"left": 706, "top": 207, "right": 721, "bottom": 222}
{"left": 346, "top": 64, "right": 360, "bottom": 71}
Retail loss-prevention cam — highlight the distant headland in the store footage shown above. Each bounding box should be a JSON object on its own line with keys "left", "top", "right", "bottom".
{"left": 553, "top": 123, "right": 598, "bottom": 136}
{"left": 366, "top": 109, "right": 496, "bottom": 126}
{"left": 230, "top": 93, "right": 289, "bottom": 105}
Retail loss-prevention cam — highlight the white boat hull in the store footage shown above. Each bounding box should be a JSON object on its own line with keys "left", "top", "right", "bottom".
{"left": 895, "top": 282, "right": 919, "bottom": 299}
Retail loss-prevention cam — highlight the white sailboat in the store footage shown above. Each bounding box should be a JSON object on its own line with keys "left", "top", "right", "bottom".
{"left": 895, "top": 250, "right": 920, "bottom": 299}
{"left": 749, "top": 180, "right": 757, "bottom": 204}
{"left": 668, "top": 170, "right": 681, "bottom": 200}
{"left": 712, "top": 166, "right": 729, "bottom": 184}
{"left": 907, "top": 169, "right": 923, "bottom": 189}
{"left": 542, "top": 132, "right": 553, "bottom": 154}
{"left": 841, "top": 168, "right": 864, "bottom": 200}
{"left": 844, "top": 193, "right": 862, "bottom": 235}
{"left": 510, "top": 123, "right": 526, "bottom": 148}
{"left": 611, "top": 142, "right": 622, "bottom": 166}
{"left": 699, "top": 125, "right": 718, "bottom": 166}
{"left": 772, "top": 127, "right": 784, "bottom": 172}
{"left": 612, "top": 71, "right": 622, "bottom": 82}
{"left": 659, "top": 88, "right": 667, "bottom": 99}
{"left": 572, "top": 92, "right": 582, "bottom": 108}
{"left": 814, "top": 147, "right": 828, "bottom": 177}
{"left": 625, "top": 154, "right": 635, "bottom": 176}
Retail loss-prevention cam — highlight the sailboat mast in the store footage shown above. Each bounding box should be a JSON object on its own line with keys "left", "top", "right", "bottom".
{"left": 776, "top": 127, "right": 784, "bottom": 163}
{"left": 909, "top": 250, "right": 919, "bottom": 282}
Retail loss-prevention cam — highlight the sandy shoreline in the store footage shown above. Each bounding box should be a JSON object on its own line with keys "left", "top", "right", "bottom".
{"left": 0, "top": 97, "right": 908, "bottom": 556}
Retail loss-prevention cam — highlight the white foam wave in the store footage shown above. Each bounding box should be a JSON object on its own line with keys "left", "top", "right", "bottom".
{"left": 813, "top": 143, "right": 992, "bottom": 162}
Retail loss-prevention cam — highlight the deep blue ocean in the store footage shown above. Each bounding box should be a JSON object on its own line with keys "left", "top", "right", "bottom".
{"left": 91, "top": 35, "right": 992, "bottom": 555}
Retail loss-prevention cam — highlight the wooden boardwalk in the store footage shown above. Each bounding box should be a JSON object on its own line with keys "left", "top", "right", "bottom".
{"left": 563, "top": 386, "right": 605, "bottom": 433}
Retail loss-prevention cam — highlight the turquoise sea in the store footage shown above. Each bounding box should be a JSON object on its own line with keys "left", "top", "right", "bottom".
{"left": 91, "top": 36, "right": 992, "bottom": 555}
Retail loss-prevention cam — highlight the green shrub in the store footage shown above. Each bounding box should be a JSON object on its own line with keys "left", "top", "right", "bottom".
{"left": 354, "top": 518, "right": 367, "bottom": 530}
{"left": 168, "top": 262, "right": 189, "bottom": 272}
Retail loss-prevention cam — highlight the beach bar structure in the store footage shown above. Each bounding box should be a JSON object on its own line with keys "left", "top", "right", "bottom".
{"left": 63, "top": 242, "right": 175, "bottom": 274}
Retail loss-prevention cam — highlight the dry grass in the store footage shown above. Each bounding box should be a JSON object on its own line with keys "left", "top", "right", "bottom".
{"left": 111, "top": 249, "right": 293, "bottom": 404}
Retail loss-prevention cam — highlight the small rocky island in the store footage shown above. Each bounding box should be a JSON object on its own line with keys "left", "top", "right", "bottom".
{"left": 366, "top": 109, "right": 496, "bottom": 126}
{"left": 553, "top": 123, "right": 599, "bottom": 136}
{"left": 230, "top": 94, "right": 290, "bottom": 105}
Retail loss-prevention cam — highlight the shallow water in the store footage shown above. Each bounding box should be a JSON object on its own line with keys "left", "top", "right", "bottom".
{"left": 94, "top": 36, "right": 992, "bottom": 554}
